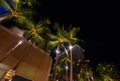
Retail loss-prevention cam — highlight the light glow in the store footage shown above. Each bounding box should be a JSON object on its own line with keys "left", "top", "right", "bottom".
{"left": 18, "top": 40, "right": 23, "bottom": 45}
{"left": 65, "top": 66, "right": 69, "bottom": 70}
{"left": 56, "top": 49, "right": 60, "bottom": 54}
{"left": 69, "top": 45, "right": 73, "bottom": 50}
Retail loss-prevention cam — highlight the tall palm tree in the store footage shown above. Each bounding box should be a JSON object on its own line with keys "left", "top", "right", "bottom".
{"left": 47, "top": 23, "right": 71, "bottom": 81}
{"left": 66, "top": 26, "right": 82, "bottom": 81}
{"left": 47, "top": 23, "right": 82, "bottom": 81}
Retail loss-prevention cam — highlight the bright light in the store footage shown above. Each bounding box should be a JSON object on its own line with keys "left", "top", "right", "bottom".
{"left": 18, "top": 40, "right": 23, "bottom": 45}
{"left": 69, "top": 45, "right": 73, "bottom": 50}
{"left": 56, "top": 49, "right": 60, "bottom": 54}
{"left": 65, "top": 66, "right": 69, "bottom": 70}
{"left": 15, "top": 40, "right": 24, "bottom": 48}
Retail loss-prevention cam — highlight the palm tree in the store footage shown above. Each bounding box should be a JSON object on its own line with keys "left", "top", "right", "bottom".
{"left": 47, "top": 23, "right": 82, "bottom": 81}
{"left": 66, "top": 26, "right": 82, "bottom": 81}
{"left": 77, "top": 65, "right": 94, "bottom": 81}
{"left": 10, "top": 17, "right": 50, "bottom": 72}
{"left": 95, "top": 63, "right": 118, "bottom": 81}
{"left": 21, "top": 17, "right": 50, "bottom": 48}
{"left": 0, "top": 0, "right": 35, "bottom": 22}
{"left": 48, "top": 50, "right": 70, "bottom": 81}
{"left": 47, "top": 23, "right": 71, "bottom": 81}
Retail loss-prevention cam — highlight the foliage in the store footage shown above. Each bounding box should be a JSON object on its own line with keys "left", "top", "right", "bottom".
{"left": 76, "top": 62, "right": 119, "bottom": 81}
{"left": 95, "top": 63, "right": 118, "bottom": 81}
{"left": 0, "top": 0, "right": 36, "bottom": 23}
{"left": 0, "top": 0, "right": 51, "bottom": 50}
{"left": 47, "top": 23, "right": 81, "bottom": 50}
{"left": 77, "top": 65, "right": 94, "bottom": 81}
{"left": 21, "top": 17, "right": 50, "bottom": 49}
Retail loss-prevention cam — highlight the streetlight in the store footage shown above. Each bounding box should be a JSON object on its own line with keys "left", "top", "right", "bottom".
{"left": 53, "top": 44, "right": 82, "bottom": 81}
{"left": 69, "top": 43, "right": 83, "bottom": 81}
{"left": 57, "top": 44, "right": 79, "bottom": 58}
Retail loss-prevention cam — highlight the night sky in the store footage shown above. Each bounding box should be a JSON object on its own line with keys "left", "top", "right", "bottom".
{"left": 37, "top": 0, "right": 119, "bottom": 68}
{"left": 0, "top": 0, "right": 119, "bottom": 68}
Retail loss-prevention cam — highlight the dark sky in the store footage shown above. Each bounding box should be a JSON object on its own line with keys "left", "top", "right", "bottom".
{"left": 37, "top": 0, "right": 119, "bottom": 68}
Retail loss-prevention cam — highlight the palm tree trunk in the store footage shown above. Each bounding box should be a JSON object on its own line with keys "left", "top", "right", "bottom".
{"left": 63, "top": 45, "right": 69, "bottom": 81}
{"left": 65, "top": 61, "right": 68, "bottom": 81}
{"left": 53, "top": 45, "right": 60, "bottom": 81}
{"left": 70, "top": 43, "right": 73, "bottom": 81}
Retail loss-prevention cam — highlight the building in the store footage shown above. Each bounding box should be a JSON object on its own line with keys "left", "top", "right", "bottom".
{"left": 0, "top": 25, "right": 52, "bottom": 81}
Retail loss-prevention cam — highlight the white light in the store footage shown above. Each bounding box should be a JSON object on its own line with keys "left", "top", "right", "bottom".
{"left": 69, "top": 45, "right": 73, "bottom": 49}
{"left": 56, "top": 49, "right": 60, "bottom": 54}
{"left": 15, "top": 40, "right": 24, "bottom": 48}
{"left": 18, "top": 40, "right": 23, "bottom": 45}
{"left": 65, "top": 66, "right": 69, "bottom": 70}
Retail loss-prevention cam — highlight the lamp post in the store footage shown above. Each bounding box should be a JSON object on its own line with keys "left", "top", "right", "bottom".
{"left": 54, "top": 44, "right": 81, "bottom": 81}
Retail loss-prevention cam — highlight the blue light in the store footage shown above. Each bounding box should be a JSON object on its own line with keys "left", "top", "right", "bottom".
{"left": 0, "top": 6, "right": 9, "bottom": 15}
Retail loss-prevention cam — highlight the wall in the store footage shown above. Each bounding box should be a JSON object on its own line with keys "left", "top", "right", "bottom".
{"left": 0, "top": 25, "right": 52, "bottom": 81}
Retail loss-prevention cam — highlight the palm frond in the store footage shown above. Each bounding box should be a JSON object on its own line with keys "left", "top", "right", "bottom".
{"left": 48, "top": 33, "right": 58, "bottom": 40}
{"left": 69, "top": 27, "right": 80, "bottom": 38}
{"left": 62, "top": 37, "right": 71, "bottom": 43}
{"left": 47, "top": 41, "right": 58, "bottom": 49}
{"left": 32, "top": 33, "right": 43, "bottom": 42}
{"left": 0, "top": 0, "right": 13, "bottom": 13}
{"left": 17, "top": 16, "right": 34, "bottom": 29}
{"left": 13, "top": 0, "right": 21, "bottom": 11}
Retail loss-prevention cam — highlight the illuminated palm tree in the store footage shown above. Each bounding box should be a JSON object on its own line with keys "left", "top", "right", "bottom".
{"left": 47, "top": 23, "right": 71, "bottom": 81}
{"left": 67, "top": 26, "right": 82, "bottom": 81}
{"left": 47, "top": 23, "right": 82, "bottom": 81}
